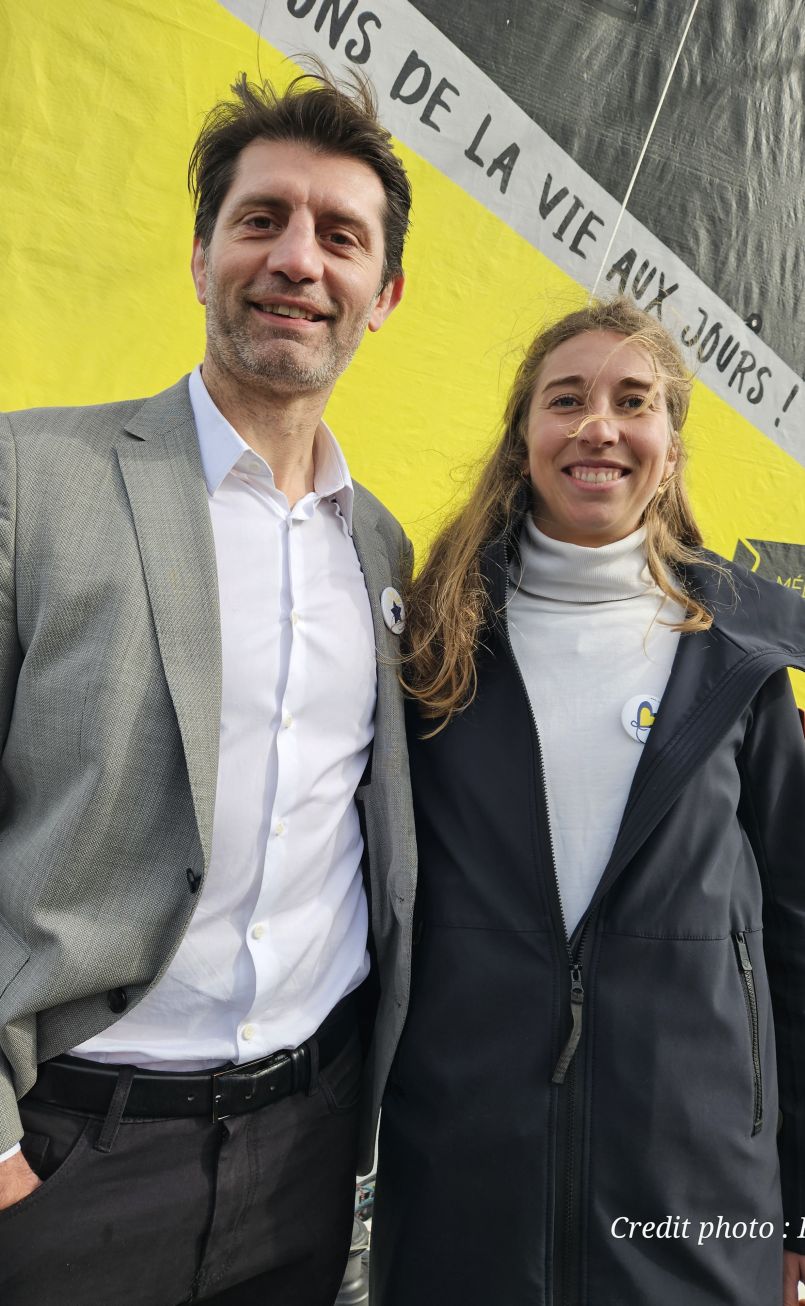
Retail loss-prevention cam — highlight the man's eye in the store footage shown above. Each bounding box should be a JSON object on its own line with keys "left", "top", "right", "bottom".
{"left": 326, "top": 231, "right": 358, "bottom": 248}
{"left": 245, "top": 216, "right": 276, "bottom": 230}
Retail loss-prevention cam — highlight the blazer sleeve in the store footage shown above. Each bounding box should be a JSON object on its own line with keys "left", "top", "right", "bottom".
{"left": 0, "top": 414, "right": 27, "bottom": 1152}
{"left": 0, "top": 415, "right": 22, "bottom": 756}
{"left": 738, "top": 667, "right": 805, "bottom": 1253}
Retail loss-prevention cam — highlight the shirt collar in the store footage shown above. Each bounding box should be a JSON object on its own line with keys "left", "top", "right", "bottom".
{"left": 188, "top": 365, "right": 355, "bottom": 532}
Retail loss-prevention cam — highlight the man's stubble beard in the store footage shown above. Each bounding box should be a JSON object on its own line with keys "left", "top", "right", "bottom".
{"left": 204, "top": 276, "right": 373, "bottom": 395}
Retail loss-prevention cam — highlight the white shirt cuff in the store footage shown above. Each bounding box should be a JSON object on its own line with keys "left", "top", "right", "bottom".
{"left": 0, "top": 1144, "right": 21, "bottom": 1163}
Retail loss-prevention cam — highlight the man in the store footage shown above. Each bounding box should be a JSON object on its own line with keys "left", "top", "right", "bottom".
{"left": 0, "top": 68, "right": 416, "bottom": 1305}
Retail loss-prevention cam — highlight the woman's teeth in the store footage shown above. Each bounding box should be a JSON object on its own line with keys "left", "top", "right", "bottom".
{"left": 568, "top": 467, "right": 625, "bottom": 483}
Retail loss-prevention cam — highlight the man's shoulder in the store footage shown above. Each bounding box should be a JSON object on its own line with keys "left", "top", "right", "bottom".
{"left": 2, "top": 376, "right": 193, "bottom": 455}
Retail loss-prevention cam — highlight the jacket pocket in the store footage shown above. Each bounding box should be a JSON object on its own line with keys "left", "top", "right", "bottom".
{"left": 734, "top": 932, "right": 763, "bottom": 1135}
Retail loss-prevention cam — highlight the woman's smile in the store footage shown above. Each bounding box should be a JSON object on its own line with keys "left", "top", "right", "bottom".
{"left": 562, "top": 461, "right": 631, "bottom": 486}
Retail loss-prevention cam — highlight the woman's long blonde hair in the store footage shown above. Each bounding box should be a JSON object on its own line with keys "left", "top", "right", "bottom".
{"left": 404, "top": 297, "right": 712, "bottom": 726}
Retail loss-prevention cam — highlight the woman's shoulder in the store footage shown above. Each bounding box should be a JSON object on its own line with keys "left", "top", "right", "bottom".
{"left": 682, "top": 550, "right": 805, "bottom": 659}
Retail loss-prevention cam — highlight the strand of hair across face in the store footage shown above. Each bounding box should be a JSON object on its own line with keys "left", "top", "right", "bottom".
{"left": 590, "top": 0, "right": 702, "bottom": 299}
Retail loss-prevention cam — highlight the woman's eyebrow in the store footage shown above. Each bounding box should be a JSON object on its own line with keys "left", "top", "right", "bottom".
{"left": 540, "top": 374, "right": 655, "bottom": 394}
{"left": 541, "top": 375, "right": 585, "bottom": 391}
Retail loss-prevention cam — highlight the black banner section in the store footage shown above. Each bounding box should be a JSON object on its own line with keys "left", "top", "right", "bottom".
{"left": 733, "top": 540, "right": 805, "bottom": 598}
{"left": 408, "top": 0, "right": 804, "bottom": 380}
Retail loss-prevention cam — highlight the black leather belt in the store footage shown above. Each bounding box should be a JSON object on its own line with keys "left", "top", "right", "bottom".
{"left": 28, "top": 995, "right": 357, "bottom": 1123}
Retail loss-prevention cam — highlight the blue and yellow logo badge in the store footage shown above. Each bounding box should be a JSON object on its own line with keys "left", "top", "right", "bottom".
{"left": 621, "top": 695, "right": 660, "bottom": 745}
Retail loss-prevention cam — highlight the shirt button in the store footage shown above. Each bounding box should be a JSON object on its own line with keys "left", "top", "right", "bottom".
{"left": 282, "top": 712, "right": 293, "bottom": 729}
{"left": 275, "top": 821, "right": 286, "bottom": 836}
{"left": 290, "top": 610, "right": 299, "bottom": 626}
{"left": 251, "top": 924, "right": 265, "bottom": 940}
{"left": 242, "top": 1024, "right": 255, "bottom": 1042}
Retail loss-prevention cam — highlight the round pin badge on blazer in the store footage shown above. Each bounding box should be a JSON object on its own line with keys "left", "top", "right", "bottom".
{"left": 380, "top": 586, "right": 405, "bottom": 635}
{"left": 621, "top": 695, "right": 660, "bottom": 744}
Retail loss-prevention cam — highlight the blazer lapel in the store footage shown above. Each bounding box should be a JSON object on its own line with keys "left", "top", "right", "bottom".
{"left": 351, "top": 484, "right": 412, "bottom": 806}
{"left": 350, "top": 486, "right": 417, "bottom": 946}
{"left": 351, "top": 488, "right": 407, "bottom": 674}
{"left": 116, "top": 378, "right": 221, "bottom": 867}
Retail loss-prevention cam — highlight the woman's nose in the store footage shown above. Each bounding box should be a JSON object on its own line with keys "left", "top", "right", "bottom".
{"left": 574, "top": 411, "right": 618, "bottom": 446}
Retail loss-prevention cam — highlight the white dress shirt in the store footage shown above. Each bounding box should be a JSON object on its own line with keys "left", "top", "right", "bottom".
{"left": 74, "top": 366, "right": 375, "bottom": 1070}
{"left": 508, "top": 522, "right": 683, "bottom": 936}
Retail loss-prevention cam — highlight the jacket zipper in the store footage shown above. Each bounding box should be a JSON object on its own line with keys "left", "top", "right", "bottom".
{"left": 503, "top": 554, "right": 592, "bottom": 1304}
{"left": 503, "top": 557, "right": 593, "bottom": 1070}
{"left": 734, "top": 932, "right": 763, "bottom": 1135}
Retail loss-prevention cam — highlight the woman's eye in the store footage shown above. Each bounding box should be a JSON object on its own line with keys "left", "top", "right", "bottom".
{"left": 622, "top": 394, "right": 647, "bottom": 411}
{"left": 550, "top": 394, "right": 580, "bottom": 409}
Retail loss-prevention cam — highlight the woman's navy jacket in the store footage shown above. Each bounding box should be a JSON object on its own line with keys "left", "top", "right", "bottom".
{"left": 372, "top": 541, "right": 805, "bottom": 1306}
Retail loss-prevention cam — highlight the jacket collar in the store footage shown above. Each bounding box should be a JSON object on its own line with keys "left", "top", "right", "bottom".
{"left": 186, "top": 365, "right": 356, "bottom": 531}
{"left": 679, "top": 553, "right": 805, "bottom": 662}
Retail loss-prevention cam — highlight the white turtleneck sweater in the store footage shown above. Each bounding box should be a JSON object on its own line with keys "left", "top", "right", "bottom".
{"left": 507, "top": 521, "right": 685, "bottom": 937}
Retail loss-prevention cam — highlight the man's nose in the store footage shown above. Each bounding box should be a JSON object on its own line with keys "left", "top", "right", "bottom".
{"left": 265, "top": 216, "right": 323, "bottom": 283}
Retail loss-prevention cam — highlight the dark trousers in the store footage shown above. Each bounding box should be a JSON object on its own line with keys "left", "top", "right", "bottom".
{"left": 0, "top": 1027, "right": 362, "bottom": 1305}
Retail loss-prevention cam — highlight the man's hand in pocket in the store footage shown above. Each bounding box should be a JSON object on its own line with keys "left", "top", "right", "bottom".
{"left": 0, "top": 1152, "right": 41, "bottom": 1211}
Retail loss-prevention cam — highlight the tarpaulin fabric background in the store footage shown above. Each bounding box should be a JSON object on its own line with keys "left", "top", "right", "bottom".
{"left": 2, "top": 0, "right": 803, "bottom": 698}
{"left": 411, "top": 0, "right": 805, "bottom": 377}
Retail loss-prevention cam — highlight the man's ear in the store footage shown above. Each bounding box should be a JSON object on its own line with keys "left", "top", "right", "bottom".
{"left": 368, "top": 274, "right": 405, "bottom": 332}
{"left": 191, "top": 238, "right": 208, "bottom": 306}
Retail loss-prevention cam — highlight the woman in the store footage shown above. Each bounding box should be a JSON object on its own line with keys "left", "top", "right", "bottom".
{"left": 372, "top": 298, "right": 805, "bottom": 1305}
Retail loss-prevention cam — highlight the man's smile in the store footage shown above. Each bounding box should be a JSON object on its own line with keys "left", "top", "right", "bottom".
{"left": 249, "top": 297, "right": 331, "bottom": 325}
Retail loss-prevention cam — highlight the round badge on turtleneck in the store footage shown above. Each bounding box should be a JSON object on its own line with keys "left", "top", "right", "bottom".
{"left": 622, "top": 695, "right": 660, "bottom": 744}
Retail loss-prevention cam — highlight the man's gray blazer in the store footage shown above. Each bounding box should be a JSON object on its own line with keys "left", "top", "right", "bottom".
{"left": 0, "top": 376, "right": 416, "bottom": 1170}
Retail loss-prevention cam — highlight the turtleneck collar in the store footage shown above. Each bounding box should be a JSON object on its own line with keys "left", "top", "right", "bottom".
{"left": 511, "top": 517, "right": 657, "bottom": 604}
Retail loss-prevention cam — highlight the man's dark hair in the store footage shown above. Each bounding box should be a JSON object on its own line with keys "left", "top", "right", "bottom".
{"left": 188, "top": 64, "right": 412, "bottom": 283}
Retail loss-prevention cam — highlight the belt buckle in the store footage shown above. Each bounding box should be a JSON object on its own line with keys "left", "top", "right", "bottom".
{"left": 211, "top": 1051, "right": 288, "bottom": 1123}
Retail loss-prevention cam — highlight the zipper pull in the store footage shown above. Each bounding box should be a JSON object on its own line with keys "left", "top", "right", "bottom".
{"left": 552, "top": 965, "right": 585, "bottom": 1085}
{"left": 736, "top": 932, "right": 753, "bottom": 972}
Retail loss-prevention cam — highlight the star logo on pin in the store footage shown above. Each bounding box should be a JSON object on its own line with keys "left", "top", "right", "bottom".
{"left": 380, "top": 586, "right": 406, "bottom": 635}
